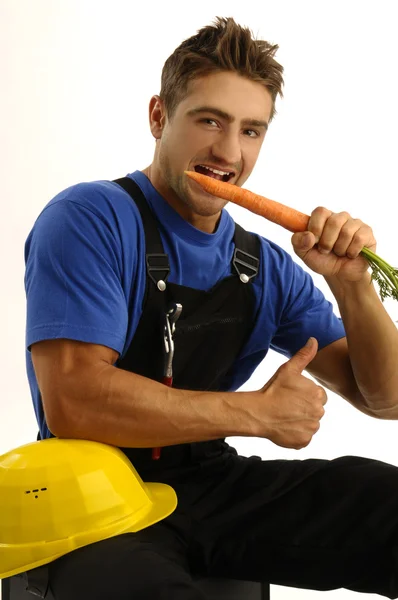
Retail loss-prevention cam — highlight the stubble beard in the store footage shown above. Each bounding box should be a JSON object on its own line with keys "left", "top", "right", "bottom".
{"left": 159, "top": 152, "right": 226, "bottom": 218}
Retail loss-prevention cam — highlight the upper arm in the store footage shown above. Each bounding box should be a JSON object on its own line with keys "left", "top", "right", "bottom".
{"left": 24, "top": 191, "right": 139, "bottom": 357}
{"left": 306, "top": 336, "right": 375, "bottom": 417}
{"left": 24, "top": 186, "right": 148, "bottom": 435}
{"left": 31, "top": 338, "right": 119, "bottom": 434}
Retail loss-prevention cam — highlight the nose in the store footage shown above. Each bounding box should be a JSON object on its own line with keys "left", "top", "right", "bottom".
{"left": 211, "top": 131, "right": 242, "bottom": 168}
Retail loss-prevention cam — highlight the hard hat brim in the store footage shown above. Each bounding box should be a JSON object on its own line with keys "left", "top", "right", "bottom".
{"left": 136, "top": 481, "right": 178, "bottom": 531}
{"left": 0, "top": 482, "right": 177, "bottom": 580}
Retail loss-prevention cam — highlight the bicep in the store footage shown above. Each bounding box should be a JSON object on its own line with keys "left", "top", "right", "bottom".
{"left": 31, "top": 339, "right": 119, "bottom": 433}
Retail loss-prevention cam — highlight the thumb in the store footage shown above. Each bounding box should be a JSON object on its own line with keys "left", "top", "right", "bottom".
{"left": 288, "top": 337, "right": 318, "bottom": 373}
{"left": 291, "top": 232, "right": 315, "bottom": 258}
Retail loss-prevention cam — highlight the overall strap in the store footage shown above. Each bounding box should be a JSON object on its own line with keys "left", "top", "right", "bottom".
{"left": 232, "top": 223, "right": 260, "bottom": 283}
{"left": 113, "top": 177, "right": 170, "bottom": 290}
{"left": 113, "top": 176, "right": 260, "bottom": 285}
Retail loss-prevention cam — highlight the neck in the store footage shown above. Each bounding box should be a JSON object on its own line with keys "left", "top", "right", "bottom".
{"left": 141, "top": 165, "right": 221, "bottom": 234}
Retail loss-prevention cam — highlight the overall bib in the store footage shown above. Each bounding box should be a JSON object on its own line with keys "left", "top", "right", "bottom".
{"left": 113, "top": 176, "right": 261, "bottom": 473}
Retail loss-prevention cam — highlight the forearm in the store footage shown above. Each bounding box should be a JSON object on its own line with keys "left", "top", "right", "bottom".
{"left": 53, "top": 364, "right": 250, "bottom": 447}
{"left": 326, "top": 272, "right": 398, "bottom": 416}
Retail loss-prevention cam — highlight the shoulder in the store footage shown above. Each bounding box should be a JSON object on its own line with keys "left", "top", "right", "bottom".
{"left": 258, "top": 235, "right": 313, "bottom": 289}
{"left": 253, "top": 233, "right": 327, "bottom": 324}
{"left": 42, "top": 179, "right": 140, "bottom": 223}
{"left": 243, "top": 232, "right": 303, "bottom": 292}
{"left": 259, "top": 235, "right": 295, "bottom": 268}
{"left": 27, "top": 178, "right": 145, "bottom": 248}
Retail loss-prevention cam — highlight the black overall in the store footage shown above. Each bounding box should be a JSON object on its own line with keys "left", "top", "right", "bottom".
{"left": 114, "top": 176, "right": 261, "bottom": 473}
{"left": 44, "top": 178, "right": 398, "bottom": 599}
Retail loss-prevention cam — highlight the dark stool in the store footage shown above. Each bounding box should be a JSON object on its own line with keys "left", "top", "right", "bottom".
{"left": 2, "top": 572, "right": 270, "bottom": 599}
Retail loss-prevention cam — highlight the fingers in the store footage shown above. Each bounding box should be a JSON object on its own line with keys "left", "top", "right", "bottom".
{"left": 307, "top": 207, "right": 376, "bottom": 257}
{"left": 287, "top": 337, "right": 318, "bottom": 374}
{"left": 344, "top": 223, "right": 375, "bottom": 258}
{"left": 316, "top": 384, "right": 328, "bottom": 408}
{"left": 310, "top": 209, "right": 350, "bottom": 254}
{"left": 306, "top": 206, "right": 332, "bottom": 246}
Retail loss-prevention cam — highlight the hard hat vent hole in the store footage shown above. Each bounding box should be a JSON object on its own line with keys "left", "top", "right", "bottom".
{"left": 25, "top": 487, "right": 48, "bottom": 497}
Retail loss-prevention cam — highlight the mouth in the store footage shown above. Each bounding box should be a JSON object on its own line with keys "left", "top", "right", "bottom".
{"left": 194, "top": 164, "right": 235, "bottom": 183}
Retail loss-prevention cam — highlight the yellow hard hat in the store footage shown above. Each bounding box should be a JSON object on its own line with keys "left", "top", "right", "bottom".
{"left": 0, "top": 438, "right": 177, "bottom": 579}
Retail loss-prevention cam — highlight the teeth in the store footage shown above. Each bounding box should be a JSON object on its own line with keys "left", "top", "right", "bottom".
{"left": 199, "top": 165, "right": 231, "bottom": 177}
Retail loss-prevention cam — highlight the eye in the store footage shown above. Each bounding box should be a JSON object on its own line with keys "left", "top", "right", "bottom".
{"left": 200, "top": 118, "right": 219, "bottom": 127}
{"left": 244, "top": 129, "right": 260, "bottom": 138}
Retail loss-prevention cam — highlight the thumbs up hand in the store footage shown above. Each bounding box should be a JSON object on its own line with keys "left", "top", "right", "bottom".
{"left": 251, "top": 338, "right": 328, "bottom": 449}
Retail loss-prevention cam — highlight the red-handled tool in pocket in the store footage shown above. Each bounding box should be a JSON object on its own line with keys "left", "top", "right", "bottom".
{"left": 152, "top": 302, "right": 182, "bottom": 460}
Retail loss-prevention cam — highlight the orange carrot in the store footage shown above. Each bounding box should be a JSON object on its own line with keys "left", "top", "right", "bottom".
{"left": 185, "top": 170, "right": 310, "bottom": 233}
{"left": 184, "top": 169, "right": 398, "bottom": 302}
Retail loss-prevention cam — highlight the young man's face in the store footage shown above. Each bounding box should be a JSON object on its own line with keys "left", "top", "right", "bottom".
{"left": 147, "top": 70, "right": 274, "bottom": 231}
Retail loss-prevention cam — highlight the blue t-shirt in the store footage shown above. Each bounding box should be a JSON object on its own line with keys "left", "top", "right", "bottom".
{"left": 24, "top": 171, "right": 345, "bottom": 439}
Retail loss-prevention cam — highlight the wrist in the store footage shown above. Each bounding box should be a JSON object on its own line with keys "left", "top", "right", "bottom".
{"left": 325, "top": 271, "right": 373, "bottom": 302}
{"left": 221, "top": 391, "right": 259, "bottom": 437}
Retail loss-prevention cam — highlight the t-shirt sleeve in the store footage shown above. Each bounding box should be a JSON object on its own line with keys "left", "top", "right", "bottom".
{"left": 24, "top": 198, "right": 129, "bottom": 354}
{"left": 270, "top": 254, "right": 346, "bottom": 358}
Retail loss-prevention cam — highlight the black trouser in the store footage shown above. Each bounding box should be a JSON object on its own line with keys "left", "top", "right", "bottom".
{"left": 48, "top": 445, "right": 398, "bottom": 599}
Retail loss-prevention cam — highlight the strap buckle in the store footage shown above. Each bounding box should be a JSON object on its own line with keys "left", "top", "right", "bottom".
{"left": 232, "top": 248, "right": 259, "bottom": 283}
{"left": 146, "top": 254, "right": 170, "bottom": 290}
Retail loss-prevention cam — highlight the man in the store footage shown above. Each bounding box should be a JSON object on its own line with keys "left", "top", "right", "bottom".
{"left": 25, "top": 16, "right": 398, "bottom": 599}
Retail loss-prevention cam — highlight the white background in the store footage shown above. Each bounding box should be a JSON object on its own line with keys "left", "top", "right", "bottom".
{"left": 2, "top": 1, "right": 398, "bottom": 598}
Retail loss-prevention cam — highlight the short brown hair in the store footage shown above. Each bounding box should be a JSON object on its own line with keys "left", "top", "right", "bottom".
{"left": 160, "top": 16, "right": 284, "bottom": 123}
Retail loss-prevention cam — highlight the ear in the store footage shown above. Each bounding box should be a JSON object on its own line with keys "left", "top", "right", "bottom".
{"left": 148, "top": 95, "right": 167, "bottom": 139}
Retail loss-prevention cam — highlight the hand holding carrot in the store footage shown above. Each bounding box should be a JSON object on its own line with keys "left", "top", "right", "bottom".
{"left": 253, "top": 337, "right": 327, "bottom": 450}
{"left": 291, "top": 207, "right": 377, "bottom": 283}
